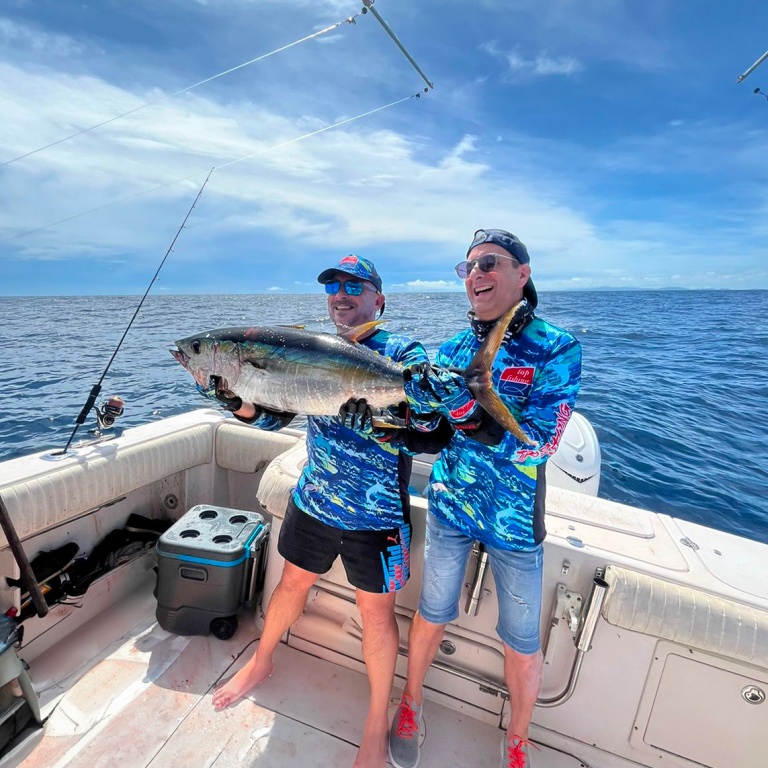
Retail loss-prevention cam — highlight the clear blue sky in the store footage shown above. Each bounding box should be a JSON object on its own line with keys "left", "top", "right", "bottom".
{"left": 2, "top": 0, "right": 767, "bottom": 296}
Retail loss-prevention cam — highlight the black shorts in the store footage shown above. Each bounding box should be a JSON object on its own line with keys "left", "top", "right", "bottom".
{"left": 277, "top": 498, "right": 411, "bottom": 594}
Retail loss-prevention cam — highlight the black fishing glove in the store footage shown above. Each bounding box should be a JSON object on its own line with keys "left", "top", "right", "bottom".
{"left": 338, "top": 398, "right": 374, "bottom": 434}
{"left": 212, "top": 377, "right": 243, "bottom": 412}
{"left": 210, "top": 376, "right": 296, "bottom": 428}
{"left": 365, "top": 401, "right": 454, "bottom": 454}
{"left": 458, "top": 407, "right": 505, "bottom": 446}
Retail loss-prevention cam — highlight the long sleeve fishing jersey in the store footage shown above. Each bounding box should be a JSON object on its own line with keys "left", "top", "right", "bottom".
{"left": 253, "top": 330, "right": 430, "bottom": 531}
{"left": 428, "top": 317, "right": 582, "bottom": 551}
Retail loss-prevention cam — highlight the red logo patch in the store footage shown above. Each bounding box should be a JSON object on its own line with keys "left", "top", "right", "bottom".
{"left": 500, "top": 367, "right": 534, "bottom": 385}
{"left": 450, "top": 399, "right": 477, "bottom": 420}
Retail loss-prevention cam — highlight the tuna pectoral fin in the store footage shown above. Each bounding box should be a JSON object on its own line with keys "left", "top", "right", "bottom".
{"left": 465, "top": 301, "right": 535, "bottom": 445}
{"left": 339, "top": 320, "right": 387, "bottom": 343}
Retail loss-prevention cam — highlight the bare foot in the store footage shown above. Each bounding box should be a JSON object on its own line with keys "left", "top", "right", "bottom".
{"left": 212, "top": 657, "right": 274, "bottom": 711}
{"left": 352, "top": 715, "right": 388, "bottom": 768}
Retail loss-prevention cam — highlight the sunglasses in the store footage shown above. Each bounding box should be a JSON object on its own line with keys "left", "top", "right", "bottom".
{"left": 454, "top": 252, "right": 518, "bottom": 280}
{"left": 324, "top": 280, "right": 375, "bottom": 296}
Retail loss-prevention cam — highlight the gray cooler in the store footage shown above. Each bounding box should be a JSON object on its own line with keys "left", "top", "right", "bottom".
{"left": 155, "top": 504, "right": 270, "bottom": 639}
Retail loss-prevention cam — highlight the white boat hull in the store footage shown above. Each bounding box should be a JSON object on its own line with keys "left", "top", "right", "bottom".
{"left": 0, "top": 410, "right": 765, "bottom": 767}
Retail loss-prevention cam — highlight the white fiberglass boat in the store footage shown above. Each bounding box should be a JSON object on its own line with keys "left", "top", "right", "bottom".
{"left": 0, "top": 408, "right": 765, "bottom": 768}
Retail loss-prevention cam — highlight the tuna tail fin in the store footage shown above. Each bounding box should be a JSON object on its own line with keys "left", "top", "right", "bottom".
{"left": 464, "top": 301, "right": 535, "bottom": 445}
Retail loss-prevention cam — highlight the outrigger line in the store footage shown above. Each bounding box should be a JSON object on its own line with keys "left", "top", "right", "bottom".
{"left": 0, "top": 14, "right": 363, "bottom": 170}
{"left": 1, "top": 91, "right": 424, "bottom": 246}
{"left": 1, "top": 2, "right": 433, "bottom": 172}
{"left": 56, "top": 170, "right": 214, "bottom": 456}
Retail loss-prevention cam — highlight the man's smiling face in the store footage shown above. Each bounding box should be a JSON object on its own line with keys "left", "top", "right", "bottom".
{"left": 326, "top": 274, "right": 384, "bottom": 331}
{"left": 464, "top": 242, "right": 532, "bottom": 321}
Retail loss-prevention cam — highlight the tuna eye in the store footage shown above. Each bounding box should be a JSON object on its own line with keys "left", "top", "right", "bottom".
{"left": 192, "top": 340, "right": 201, "bottom": 354}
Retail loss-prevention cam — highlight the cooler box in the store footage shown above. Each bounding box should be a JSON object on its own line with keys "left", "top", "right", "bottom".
{"left": 155, "top": 504, "right": 270, "bottom": 640}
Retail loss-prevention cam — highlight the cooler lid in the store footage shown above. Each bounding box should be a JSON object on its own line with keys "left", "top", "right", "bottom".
{"left": 157, "top": 505, "right": 266, "bottom": 563}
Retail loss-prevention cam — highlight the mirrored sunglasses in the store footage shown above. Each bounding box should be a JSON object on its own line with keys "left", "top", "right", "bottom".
{"left": 324, "top": 280, "right": 371, "bottom": 296}
{"left": 454, "top": 252, "right": 518, "bottom": 280}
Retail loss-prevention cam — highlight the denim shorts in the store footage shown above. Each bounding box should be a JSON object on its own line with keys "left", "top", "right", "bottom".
{"left": 418, "top": 512, "right": 543, "bottom": 655}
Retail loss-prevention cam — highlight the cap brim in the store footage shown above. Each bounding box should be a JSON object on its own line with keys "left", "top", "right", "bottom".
{"left": 317, "top": 268, "right": 344, "bottom": 284}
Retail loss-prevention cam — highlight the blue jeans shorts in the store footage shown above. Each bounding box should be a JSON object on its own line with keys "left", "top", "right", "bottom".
{"left": 418, "top": 512, "right": 543, "bottom": 655}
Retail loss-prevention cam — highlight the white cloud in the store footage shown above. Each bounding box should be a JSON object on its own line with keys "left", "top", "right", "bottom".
{"left": 482, "top": 42, "right": 583, "bottom": 79}
{"left": 390, "top": 280, "right": 463, "bottom": 292}
{"left": 2, "top": 45, "right": 768, "bottom": 292}
{"left": 0, "top": 18, "right": 85, "bottom": 57}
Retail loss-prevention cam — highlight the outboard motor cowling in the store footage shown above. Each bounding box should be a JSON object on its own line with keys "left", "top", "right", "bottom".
{"left": 547, "top": 411, "right": 601, "bottom": 496}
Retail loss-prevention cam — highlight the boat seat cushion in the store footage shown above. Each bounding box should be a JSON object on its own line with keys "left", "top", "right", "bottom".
{"left": 602, "top": 565, "right": 768, "bottom": 669}
{"left": 0, "top": 424, "right": 214, "bottom": 546}
{"left": 214, "top": 423, "right": 298, "bottom": 473}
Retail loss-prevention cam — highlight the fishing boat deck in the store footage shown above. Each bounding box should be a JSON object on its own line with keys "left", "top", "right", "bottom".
{"left": 5, "top": 572, "right": 584, "bottom": 768}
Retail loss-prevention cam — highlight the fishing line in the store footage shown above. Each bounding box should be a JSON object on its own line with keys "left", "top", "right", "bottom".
{"left": 0, "top": 14, "right": 361, "bottom": 170}
{"left": 1, "top": 91, "right": 424, "bottom": 245}
{"left": 55, "top": 169, "right": 214, "bottom": 456}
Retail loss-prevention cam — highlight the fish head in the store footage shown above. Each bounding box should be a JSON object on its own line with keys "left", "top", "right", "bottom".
{"left": 171, "top": 330, "right": 245, "bottom": 394}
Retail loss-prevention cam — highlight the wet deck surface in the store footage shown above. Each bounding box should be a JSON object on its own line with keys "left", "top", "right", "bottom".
{"left": 8, "top": 593, "right": 586, "bottom": 768}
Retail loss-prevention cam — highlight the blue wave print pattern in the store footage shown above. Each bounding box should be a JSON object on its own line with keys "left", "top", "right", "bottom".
{"left": 429, "top": 317, "right": 582, "bottom": 550}
{"left": 291, "top": 330, "right": 428, "bottom": 530}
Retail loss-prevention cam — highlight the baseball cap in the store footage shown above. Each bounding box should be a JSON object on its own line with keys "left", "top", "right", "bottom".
{"left": 317, "top": 255, "right": 383, "bottom": 291}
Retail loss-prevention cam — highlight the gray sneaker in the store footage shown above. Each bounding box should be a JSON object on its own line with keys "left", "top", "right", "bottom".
{"left": 500, "top": 735, "right": 539, "bottom": 768}
{"left": 388, "top": 695, "right": 422, "bottom": 768}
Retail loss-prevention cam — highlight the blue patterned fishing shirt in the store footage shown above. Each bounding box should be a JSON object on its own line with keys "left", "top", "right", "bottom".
{"left": 428, "top": 317, "right": 582, "bottom": 550}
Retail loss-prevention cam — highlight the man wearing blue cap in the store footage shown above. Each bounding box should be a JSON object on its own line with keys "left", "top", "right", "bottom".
{"left": 210, "top": 255, "right": 448, "bottom": 768}
{"left": 388, "top": 230, "right": 582, "bottom": 768}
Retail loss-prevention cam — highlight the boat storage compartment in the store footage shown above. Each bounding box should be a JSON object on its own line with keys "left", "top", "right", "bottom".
{"left": 632, "top": 644, "right": 768, "bottom": 768}
{"left": 155, "top": 504, "right": 270, "bottom": 640}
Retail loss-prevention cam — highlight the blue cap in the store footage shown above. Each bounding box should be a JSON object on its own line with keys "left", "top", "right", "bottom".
{"left": 317, "top": 255, "right": 383, "bottom": 291}
{"left": 466, "top": 228, "right": 537, "bottom": 308}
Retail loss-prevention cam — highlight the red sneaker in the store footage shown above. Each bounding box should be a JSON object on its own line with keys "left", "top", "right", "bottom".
{"left": 501, "top": 735, "right": 540, "bottom": 768}
{"left": 388, "top": 695, "right": 422, "bottom": 768}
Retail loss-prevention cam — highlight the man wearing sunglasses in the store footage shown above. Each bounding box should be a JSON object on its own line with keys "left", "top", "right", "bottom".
{"left": 389, "top": 230, "right": 582, "bottom": 768}
{"left": 210, "top": 254, "right": 448, "bottom": 768}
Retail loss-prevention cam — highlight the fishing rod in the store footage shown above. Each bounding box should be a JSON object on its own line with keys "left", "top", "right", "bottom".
{"left": 53, "top": 169, "right": 214, "bottom": 456}
{"left": 362, "top": 0, "right": 434, "bottom": 90}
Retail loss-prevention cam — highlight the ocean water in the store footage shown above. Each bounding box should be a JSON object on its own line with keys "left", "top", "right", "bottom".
{"left": 1, "top": 291, "right": 766, "bottom": 544}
